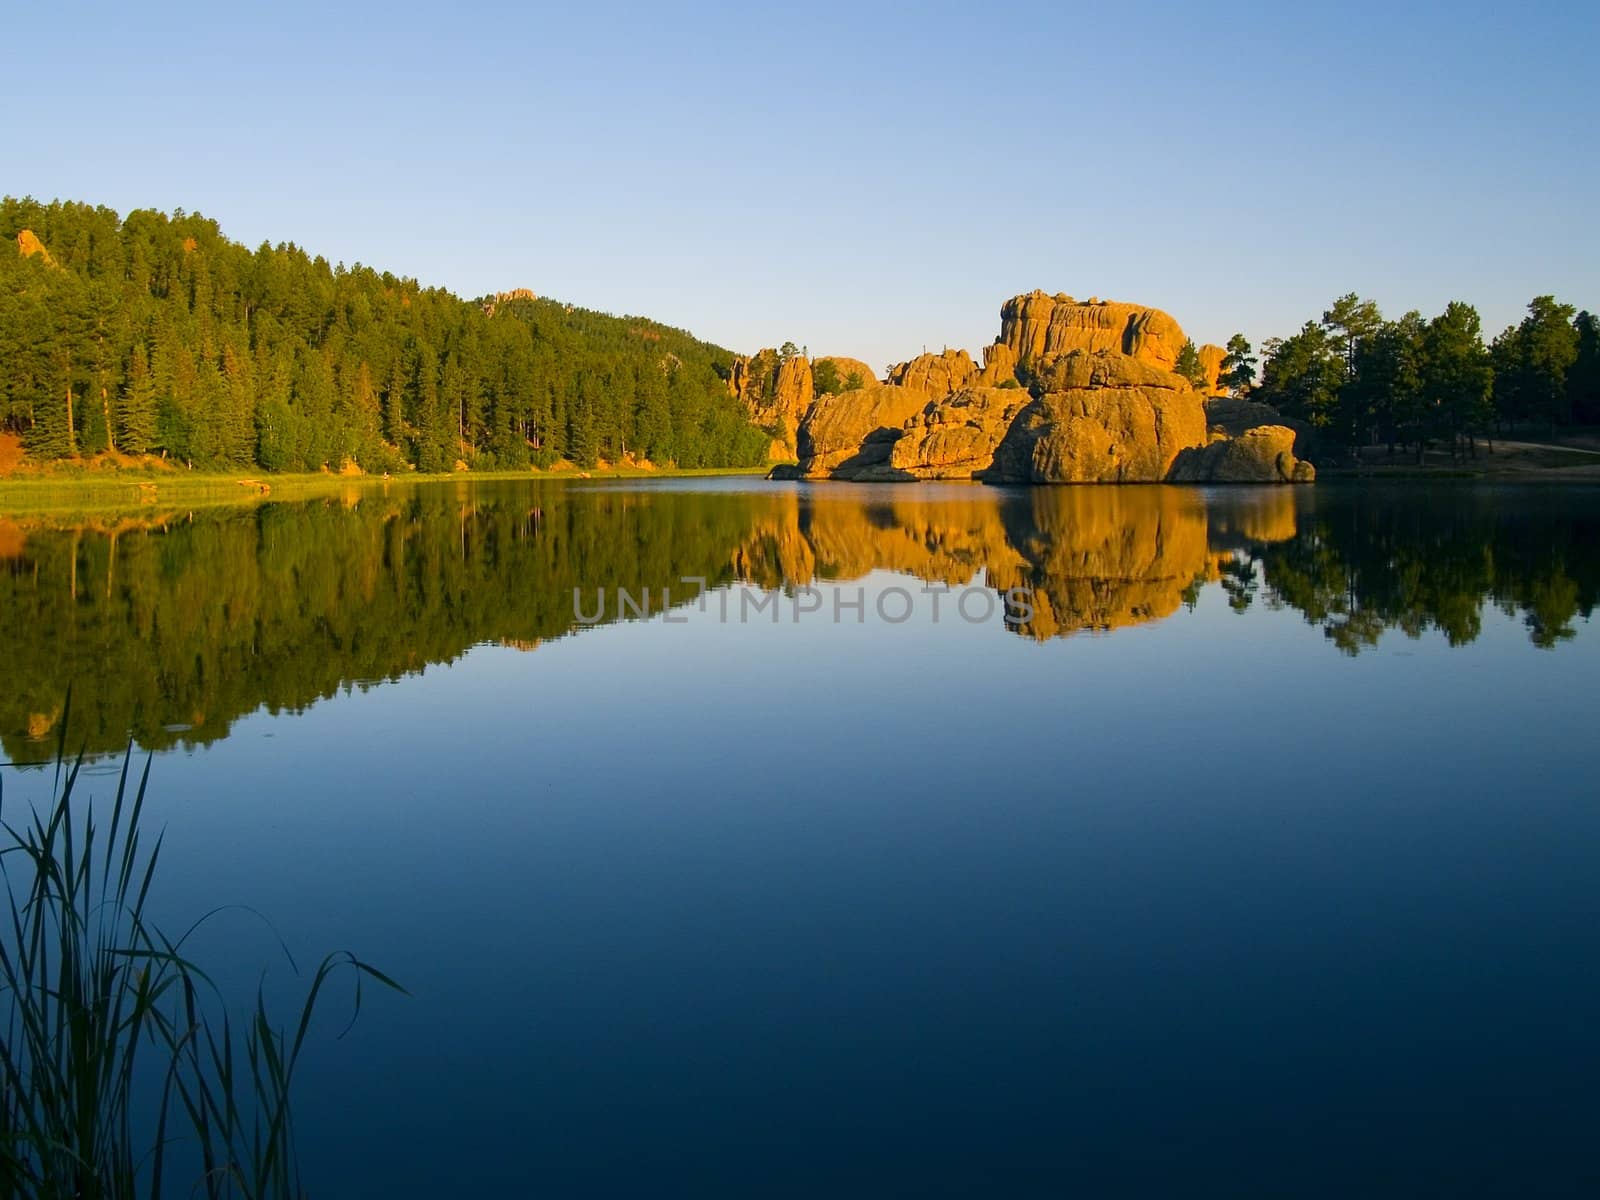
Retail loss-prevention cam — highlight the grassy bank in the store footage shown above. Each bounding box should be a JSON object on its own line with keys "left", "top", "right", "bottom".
{"left": 1318, "top": 436, "right": 1600, "bottom": 482}
{"left": 0, "top": 463, "right": 774, "bottom": 516}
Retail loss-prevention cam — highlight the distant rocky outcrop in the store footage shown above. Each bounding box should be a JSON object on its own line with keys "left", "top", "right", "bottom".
{"left": 16, "top": 229, "right": 57, "bottom": 268}
{"left": 480, "top": 287, "right": 537, "bottom": 317}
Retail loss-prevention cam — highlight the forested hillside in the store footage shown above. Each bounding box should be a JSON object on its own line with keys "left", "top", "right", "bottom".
{"left": 0, "top": 198, "right": 771, "bottom": 473}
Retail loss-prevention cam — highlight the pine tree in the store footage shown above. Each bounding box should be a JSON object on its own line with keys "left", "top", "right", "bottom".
{"left": 1570, "top": 312, "right": 1600, "bottom": 425}
{"left": 1517, "top": 296, "right": 1580, "bottom": 431}
{"left": 118, "top": 342, "right": 159, "bottom": 454}
{"left": 1218, "top": 334, "right": 1256, "bottom": 395}
{"left": 1173, "top": 339, "right": 1207, "bottom": 388}
{"left": 1420, "top": 302, "right": 1493, "bottom": 458}
{"left": 634, "top": 362, "right": 671, "bottom": 462}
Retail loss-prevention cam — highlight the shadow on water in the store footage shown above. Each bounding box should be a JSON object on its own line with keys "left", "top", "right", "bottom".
{"left": 1, "top": 480, "right": 1597, "bottom": 762}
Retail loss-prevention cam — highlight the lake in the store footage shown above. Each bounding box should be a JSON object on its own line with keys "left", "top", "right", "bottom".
{"left": 3, "top": 478, "right": 1598, "bottom": 1196}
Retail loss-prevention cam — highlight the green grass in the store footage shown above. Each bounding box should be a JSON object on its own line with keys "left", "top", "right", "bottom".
{"left": 0, "top": 702, "right": 403, "bottom": 1198}
{"left": 0, "top": 463, "right": 774, "bottom": 517}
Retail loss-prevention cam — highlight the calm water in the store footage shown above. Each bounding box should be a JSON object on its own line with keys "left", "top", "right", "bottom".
{"left": 3, "top": 479, "right": 1599, "bottom": 1196}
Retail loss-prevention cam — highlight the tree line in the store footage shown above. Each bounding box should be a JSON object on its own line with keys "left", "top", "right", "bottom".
{"left": 1215, "top": 293, "right": 1599, "bottom": 459}
{"left": 0, "top": 198, "right": 772, "bottom": 473}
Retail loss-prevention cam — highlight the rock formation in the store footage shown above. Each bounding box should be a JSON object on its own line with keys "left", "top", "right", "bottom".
{"left": 16, "top": 229, "right": 57, "bottom": 268}
{"left": 987, "top": 352, "right": 1208, "bottom": 483}
{"left": 1171, "top": 395, "right": 1316, "bottom": 482}
{"left": 1199, "top": 343, "right": 1227, "bottom": 394}
{"left": 975, "top": 343, "right": 1020, "bottom": 388}
{"left": 729, "top": 349, "right": 815, "bottom": 459}
{"left": 883, "top": 388, "right": 1034, "bottom": 480}
{"left": 480, "top": 287, "right": 537, "bottom": 317}
{"left": 776, "top": 292, "right": 1314, "bottom": 485}
{"left": 997, "top": 291, "right": 1189, "bottom": 373}
{"left": 793, "top": 383, "right": 932, "bottom": 477}
{"left": 1168, "top": 426, "right": 1316, "bottom": 484}
{"left": 887, "top": 349, "right": 978, "bottom": 398}
{"left": 772, "top": 356, "right": 813, "bottom": 429}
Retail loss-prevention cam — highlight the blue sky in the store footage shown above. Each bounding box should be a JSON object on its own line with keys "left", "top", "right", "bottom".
{"left": 6, "top": 0, "right": 1596, "bottom": 368}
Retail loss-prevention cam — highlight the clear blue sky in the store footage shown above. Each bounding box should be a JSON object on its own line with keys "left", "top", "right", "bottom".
{"left": 7, "top": 0, "right": 1595, "bottom": 368}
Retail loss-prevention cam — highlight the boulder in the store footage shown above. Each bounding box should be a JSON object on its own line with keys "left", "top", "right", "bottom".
{"left": 987, "top": 351, "right": 1208, "bottom": 483}
{"left": 1204, "top": 395, "right": 1310, "bottom": 441}
{"left": 886, "top": 349, "right": 978, "bottom": 398}
{"left": 998, "top": 291, "right": 1189, "bottom": 373}
{"left": 882, "top": 387, "right": 1034, "bottom": 480}
{"left": 1167, "top": 426, "right": 1316, "bottom": 483}
{"left": 794, "top": 384, "right": 930, "bottom": 477}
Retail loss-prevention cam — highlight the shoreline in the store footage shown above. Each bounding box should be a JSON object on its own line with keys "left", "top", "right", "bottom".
{"left": 0, "top": 464, "right": 773, "bottom": 516}
{"left": 5, "top": 457, "right": 1598, "bottom": 519}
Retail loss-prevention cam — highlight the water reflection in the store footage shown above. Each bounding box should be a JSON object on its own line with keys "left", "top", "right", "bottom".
{"left": 2, "top": 481, "right": 1596, "bottom": 761}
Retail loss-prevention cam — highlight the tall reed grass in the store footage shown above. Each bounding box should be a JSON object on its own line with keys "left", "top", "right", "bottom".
{"left": 1, "top": 706, "right": 403, "bottom": 1198}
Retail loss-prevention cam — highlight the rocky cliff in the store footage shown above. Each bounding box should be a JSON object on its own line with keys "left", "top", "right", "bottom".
{"left": 731, "top": 352, "right": 884, "bottom": 460}
{"left": 728, "top": 349, "right": 813, "bottom": 458}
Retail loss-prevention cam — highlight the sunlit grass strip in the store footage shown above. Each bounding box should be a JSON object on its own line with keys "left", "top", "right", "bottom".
{"left": 0, "top": 464, "right": 773, "bottom": 516}
{"left": 0, "top": 702, "right": 403, "bottom": 1199}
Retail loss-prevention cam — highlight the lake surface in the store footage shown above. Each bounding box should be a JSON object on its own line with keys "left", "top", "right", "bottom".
{"left": 3, "top": 478, "right": 1598, "bottom": 1196}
